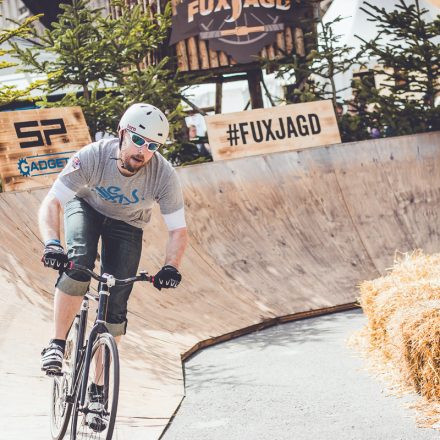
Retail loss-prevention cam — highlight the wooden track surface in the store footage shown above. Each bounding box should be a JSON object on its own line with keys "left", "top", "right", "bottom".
{"left": 0, "top": 131, "right": 439, "bottom": 438}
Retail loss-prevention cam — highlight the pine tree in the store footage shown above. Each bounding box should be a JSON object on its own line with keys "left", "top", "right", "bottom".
{"left": 107, "top": 0, "right": 187, "bottom": 144}
{"left": 0, "top": 3, "right": 41, "bottom": 105}
{"left": 355, "top": 0, "right": 440, "bottom": 136}
{"left": 11, "top": 0, "right": 186, "bottom": 140}
{"left": 267, "top": 15, "right": 370, "bottom": 141}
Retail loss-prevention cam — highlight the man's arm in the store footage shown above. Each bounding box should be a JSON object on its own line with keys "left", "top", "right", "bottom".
{"left": 164, "top": 227, "right": 188, "bottom": 269}
{"left": 39, "top": 193, "right": 70, "bottom": 271}
{"left": 39, "top": 193, "right": 63, "bottom": 243}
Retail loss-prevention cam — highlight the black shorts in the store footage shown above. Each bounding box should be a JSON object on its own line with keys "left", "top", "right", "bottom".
{"left": 56, "top": 197, "right": 143, "bottom": 336}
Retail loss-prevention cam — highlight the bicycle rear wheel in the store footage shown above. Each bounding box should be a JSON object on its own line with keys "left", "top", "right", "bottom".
{"left": 70, "top": 333, "right": 119, "bottom": 440}
{"left": 50, "top": 317, "right": 79, "bottom": 439}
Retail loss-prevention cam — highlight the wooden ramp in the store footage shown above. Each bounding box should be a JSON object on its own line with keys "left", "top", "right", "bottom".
{"left": 0, "top": 131, "right": 439, "bottom": 439}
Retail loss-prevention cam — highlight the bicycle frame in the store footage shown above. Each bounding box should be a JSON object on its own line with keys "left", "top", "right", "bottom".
{"left": 79, "top": 282, "right": 112, "bottom": 407}
{"left": 67, "top": 281, "right": 113, "bottom": 409}
{"left": 52, "top": 264, "right": 153, "bottom": 440}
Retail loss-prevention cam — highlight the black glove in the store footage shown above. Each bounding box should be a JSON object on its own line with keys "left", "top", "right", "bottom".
{"left": 153, "top": 265, "right": 182, "bottom": 291}
{"left": 41, "top": 239, "right": 69, "bottom": 271}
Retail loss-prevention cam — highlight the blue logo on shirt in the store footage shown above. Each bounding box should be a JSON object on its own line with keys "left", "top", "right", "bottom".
{"left": 94, "top": 186, "right": 141, "bottom": 205}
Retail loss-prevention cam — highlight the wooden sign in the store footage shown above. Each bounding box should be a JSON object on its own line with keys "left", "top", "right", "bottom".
{"left": 205, "top": 100, "right": 341, "bottom": 161}
{"left": 169, "top": 0, "right": 307, "bottom": 64}
{"left": 0, "top": 107, "right": 91, "bottom": 192}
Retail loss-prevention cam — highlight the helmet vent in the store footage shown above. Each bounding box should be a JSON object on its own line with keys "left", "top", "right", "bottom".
{"left": 139, "top": 124, "right": 146, "bottom": 129}
{"left": 159, "top": 115, "right": 163, "bottom": 121}
{"left": 158, "top": 133, "right": 163, "bottom": 136}
{"left": 146, "top": 111, "right": 152, "bottom": 115}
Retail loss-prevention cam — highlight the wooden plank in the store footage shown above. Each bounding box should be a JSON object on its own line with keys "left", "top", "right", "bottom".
{"left": 0, "top": 107, "right": 91, "bottom": 191}
{"left": 205, "top": 100, "right": 341, "bottom": 161}
{"left": 198, "top": 39, "right": 210, "bottom": 70}
{"left": 176, "top": 41, "right": 189, "bottom": 71}
{"left": 183, "top": 303, "right": 360, "bottom": 360}
{"left": 267, "top": 44, "right": 276, "bottom": 60}
{"left": 215, "top": 82, "right": 223, "bottom": 114}
{"left": 294, "top": 27, "right": 305, "bottom": 56}
{"left": 276, "top": 30, "right": 286, "bottom": 56}
{"left": 247, "top": 69, "right": 264, "bottom": 109}
{"left": 218, "top": 51, "right": 229, "bottom": 66}
{"left": 170, "top": 0, "right": 178, "bottom": 13}
{"left": 109, "top": 4, "right": 116, "bottom": 18}
{"left": 285, "top": 26, "right": 294, "bottom": 54}
{"left": 207, "top": 48, "right": 219, "bottom": 68}
{"left": 187, "top": 37, "right": 200, "bottom": 70}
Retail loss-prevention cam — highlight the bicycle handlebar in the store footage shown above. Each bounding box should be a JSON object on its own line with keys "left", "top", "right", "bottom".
{"left": 68, "top": 263, "right": 153, "bottom": 286}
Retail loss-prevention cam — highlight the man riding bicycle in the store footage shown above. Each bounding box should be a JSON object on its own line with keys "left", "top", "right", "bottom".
{"left": 39, "top": 103, "right": 188, "bottom": 427}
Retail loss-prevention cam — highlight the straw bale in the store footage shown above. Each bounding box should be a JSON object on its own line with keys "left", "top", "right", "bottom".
{"left": 359, "top": 251, "right": 440, "bottom": 357}
{"left": 401, "top": 306, "right": 440, "bottom": 400}
{"left": 386, "top": 301, "right": 440, "bottom": 392}
{"left": 356, "top": 251, "right": 440, "bottom": 424}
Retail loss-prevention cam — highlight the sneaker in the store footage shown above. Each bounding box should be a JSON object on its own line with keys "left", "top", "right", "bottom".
{"left": 41, "top": 342, "right": 64, "bottom": 373}
{"left": 86, "top": 385, "right": 106, "bottom": 432}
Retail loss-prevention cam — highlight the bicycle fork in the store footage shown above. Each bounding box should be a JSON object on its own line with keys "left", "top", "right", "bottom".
{"left": 78, "top": 282, "right": 112, "bottom": 407}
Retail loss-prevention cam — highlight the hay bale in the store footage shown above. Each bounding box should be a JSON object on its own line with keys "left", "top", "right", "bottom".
{"left": 359, "top": 251, "right": 440, "bottom": 359}
{"left": 402, "top": 306, "right": 440, "bottom": 400}
{"left": 357, "top": 251, "right": 440, "bottom": 425}
{"left": 386, "top": 301, "right": 440, "bottom": 395}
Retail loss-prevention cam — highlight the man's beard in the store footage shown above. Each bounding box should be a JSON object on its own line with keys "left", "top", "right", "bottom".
{"left": 121, "top": 154, "right": 144, "bottom": 173}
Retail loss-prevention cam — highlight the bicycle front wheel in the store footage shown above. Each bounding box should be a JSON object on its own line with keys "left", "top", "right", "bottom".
{"left": 50, "top": 316, "right": 79, "bottom": 439}
{"left": 70, "top": 333, "right": 120, "bottom": 440}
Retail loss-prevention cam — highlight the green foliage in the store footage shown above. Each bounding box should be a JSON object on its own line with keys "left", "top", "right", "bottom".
{"left": 337, "top": 113, "right": 370, "bottom": 142}
{"left": 0, "top": 6, "right": 42, "bottom": 105}
{"left": 265, "top": 15, "right": 367, "bottom": 141}
{"left": 267, "top": 1, "right": 439, "bottom": 142}
{"left": 353, "top": 0, "right": 440, "bottom": 136}
{"left": 11, "top": 0, "right": 188, "bottom": 141}
{"left": 267, "top": 16, "right": 359, "bottom": 108}
{"left": 166, "top": 141, "right": 212, "bottom": 166}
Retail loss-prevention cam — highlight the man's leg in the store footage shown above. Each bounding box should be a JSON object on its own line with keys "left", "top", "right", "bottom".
{"left": 53, "top": 288, "right": 84, "bottom": 339}
{"left": 89, "top": 219, "right": 142, "bottom": 384}
{"left": 100, "top": 217, "right": 143, "bottom": 338}
{"left": 41, "top": 197, "right": 102, "bottom": 373}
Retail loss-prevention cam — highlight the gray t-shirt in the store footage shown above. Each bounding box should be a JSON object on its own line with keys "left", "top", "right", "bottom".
{"left": 54, "top": 138, "right": 184, "bottom": 229}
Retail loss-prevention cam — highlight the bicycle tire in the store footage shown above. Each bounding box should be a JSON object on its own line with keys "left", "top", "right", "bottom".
{"left": 50, "top": 317, "right": 79, "bottom": 440}
{"left": 70, "top": 333, "right": 120, "bottom": 440}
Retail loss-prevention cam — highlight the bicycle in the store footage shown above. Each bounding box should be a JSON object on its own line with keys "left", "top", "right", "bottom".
{"left": 48, "top": 263, "right": 153, "bottom": 440}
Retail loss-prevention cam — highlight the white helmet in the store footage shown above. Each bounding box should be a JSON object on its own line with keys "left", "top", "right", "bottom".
{"left": 118, "top": 103, "right": 169, "bottom": 144}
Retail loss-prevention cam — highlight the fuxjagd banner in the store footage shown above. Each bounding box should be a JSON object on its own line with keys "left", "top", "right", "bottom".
{"left": 205, "top": 100, "right": 341, "bottom": 160}
{"left": 0, "top": 107, "right": 91, "bottom": 192}
{"left": 169, "top": 0, "right": 305, "bottom": 63}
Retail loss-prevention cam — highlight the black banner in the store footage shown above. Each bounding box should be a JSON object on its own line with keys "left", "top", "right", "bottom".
{"left": 170, "top": 0, "right": 305, "bottom": 63}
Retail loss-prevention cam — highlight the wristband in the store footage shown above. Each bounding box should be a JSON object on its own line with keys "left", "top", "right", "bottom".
{"left": 163, "top": 264, "right": 178, "bottom": 270}
{"left": 45, "top": 239, "right": 61, "bottom": 247}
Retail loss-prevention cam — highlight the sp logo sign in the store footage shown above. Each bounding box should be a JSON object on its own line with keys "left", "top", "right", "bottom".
{"left": 14, "top": 118, "right": 69, "bottom": 148}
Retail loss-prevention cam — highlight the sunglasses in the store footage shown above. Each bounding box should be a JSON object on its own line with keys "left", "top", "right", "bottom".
{"left": 127, "top": 130, "right": 161, "bottom": 152}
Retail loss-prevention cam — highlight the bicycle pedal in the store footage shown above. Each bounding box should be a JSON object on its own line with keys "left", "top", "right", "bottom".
{"left": 46, "top": 370, "right": 63, "bottom": 377}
